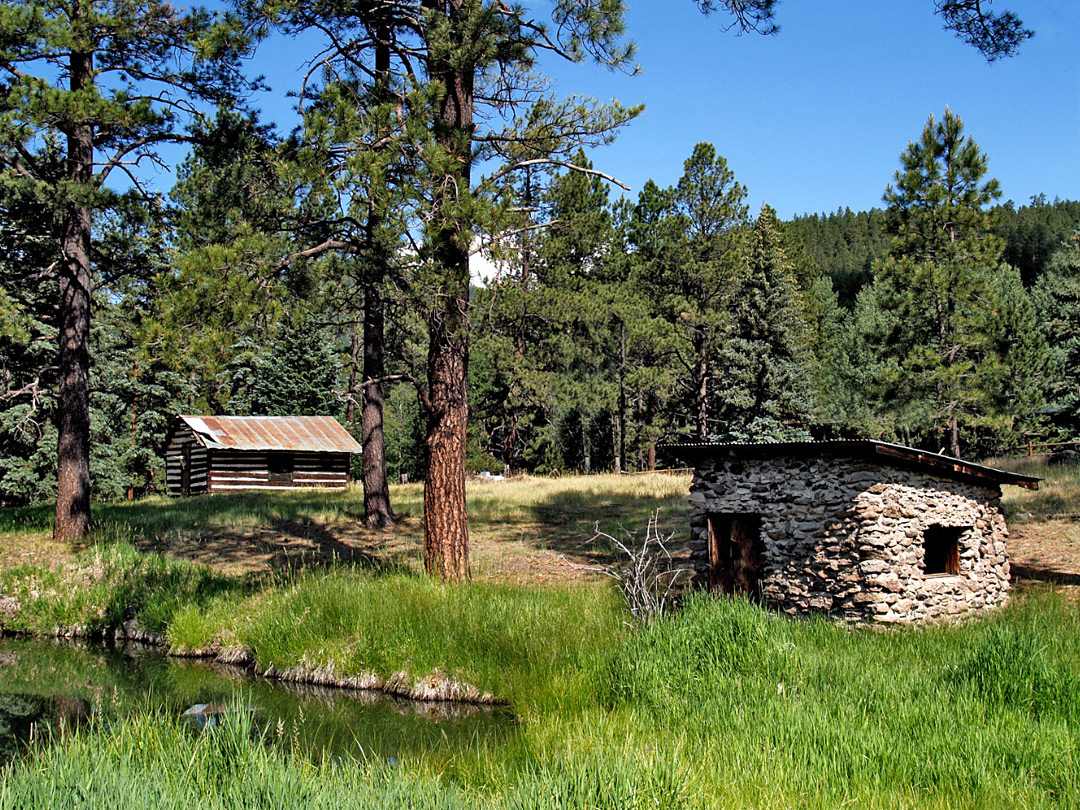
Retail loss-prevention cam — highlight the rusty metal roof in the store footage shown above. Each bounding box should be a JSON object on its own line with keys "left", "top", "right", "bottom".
{"left": 661, "top": 439, "right": 1040, "bottom": 490}
{"left": 177, "top": 415, "right": 361, "bottom": 453}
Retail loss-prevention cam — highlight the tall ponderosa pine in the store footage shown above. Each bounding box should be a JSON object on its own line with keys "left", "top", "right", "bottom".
{"left": 632, "top": 143, "right": 748, "bottom": 440}
{"left": 268, "top": 0, "right": 645, "bottom": 581}
{"left": 865, "top": 109, "right": 1045, "bottom": 456}
{"left": 0, "top": 0, "right": 249, "bottom": 542}
{"left": 152, "top": 110, "right": 295, "bottom": 414}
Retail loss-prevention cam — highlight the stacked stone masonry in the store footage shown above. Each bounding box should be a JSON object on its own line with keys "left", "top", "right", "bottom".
{"left": 688, "top": 456, "right": 1011, "bottom": 624}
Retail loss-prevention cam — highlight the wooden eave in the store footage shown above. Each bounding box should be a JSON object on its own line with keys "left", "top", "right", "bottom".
{"left": 661, "top": 440, "right": 1040, "bottom": 491}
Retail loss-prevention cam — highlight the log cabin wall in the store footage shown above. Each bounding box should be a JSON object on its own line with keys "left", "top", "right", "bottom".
{"left": 207, "top": 451, "right": 350, "bottom": 492}
{"left": 165, "top": 430, "right": 208, "bottom": 496}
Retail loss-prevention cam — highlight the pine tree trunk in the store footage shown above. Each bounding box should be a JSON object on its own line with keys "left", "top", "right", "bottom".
{"left": 616, "top": 322, "right": 626, "bottom": 473}
{"left": 360, "top": 25, "right": 395, "bottom": 529}
{"left": 363, "top": 282, "right": 395, "bottom": 528}
{"left": 422, "top": 0, "right": 472, "bottom": 582}
{"left": 346, "top": 317, "right": 360, "bottom": 427}
{"left": 694, "top": 331, "right": 709, "bottom": 441}
{"left": 54, "top": 47, "right": 94, "bottom": 546}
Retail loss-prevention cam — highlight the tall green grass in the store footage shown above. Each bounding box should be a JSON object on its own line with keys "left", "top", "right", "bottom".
{"left": 6, "top": 590, "right": 1078, "bottom": 808}
{"left": 3, "top": 590, "right": 1079, "bottom": 808}
{"left": 0, "top": 538, "right": 242, "bottom": 637}
{"left": 603, "top": 590, "right": 1080, "bottom": 808}
{"left": 0, "top": 706, "right": 696, "bottom": 810}
{"left": 226, "top": 572, "right": 624, "bottom": 715}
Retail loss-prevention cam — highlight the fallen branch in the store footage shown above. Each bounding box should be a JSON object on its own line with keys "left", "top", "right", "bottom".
{"left": 561, "top": 510, "right": 689, "bottom": 627}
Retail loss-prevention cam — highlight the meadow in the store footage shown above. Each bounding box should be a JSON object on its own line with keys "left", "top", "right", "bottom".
{"left": 1, "top": 466, "right": 1078, "bottom": 808}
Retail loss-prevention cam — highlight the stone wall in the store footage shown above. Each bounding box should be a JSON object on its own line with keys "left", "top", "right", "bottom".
{"left": 688, "top": 455, "right": 1011, "bottom": 624}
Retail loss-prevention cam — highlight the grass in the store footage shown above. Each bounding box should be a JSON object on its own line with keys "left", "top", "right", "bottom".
{"left": 3, "top": 589, "right": 1078, "bottom": 808}
{"left": 2, "top": 465, "right": 1080, "bottom": 807}
{"left": 991, "top": 456, "right": 1080, "bottom": 519}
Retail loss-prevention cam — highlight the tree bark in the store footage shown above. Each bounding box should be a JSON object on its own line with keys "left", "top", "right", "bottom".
{"left": 422, "top": 0, "right": 472, "bottom": 582}
{"left": 616, "top": 321, "right": 626, "bottom": 473}
{"left": 346, "top": 315, "right": 360, "bottom": 427}
{"left": 360, "top": 25, "right": 396, "bottom": 529}
{"left": 694, "top": 331, "right": 709, "bottom": 441}
{"left": 363, "top": 281, "right": 395, "bottom": 528}
{"left": 54, "top": 44, "right": 94, "bottom": 546}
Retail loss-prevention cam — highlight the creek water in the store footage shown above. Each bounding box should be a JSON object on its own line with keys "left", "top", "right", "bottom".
{"left": 0, "top": 636, "right": 515, "bottom": 764}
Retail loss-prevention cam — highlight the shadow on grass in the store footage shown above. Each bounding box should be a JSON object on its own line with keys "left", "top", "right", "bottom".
{"left": 1011, "top": 565, "right": 1080, "bottom": 587}
{"left": 519, "top": 487, "right": 691, "bottom": 564}
{"left": 58, "top": 491, "right": 418, "bottom": 581}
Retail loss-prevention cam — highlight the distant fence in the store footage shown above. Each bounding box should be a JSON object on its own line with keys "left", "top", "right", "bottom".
{"left": 620, "top": 467, "right": 693, "bottom": 476}
{"left": 1013, "top": 441, "right": 1080, "bottom": 457}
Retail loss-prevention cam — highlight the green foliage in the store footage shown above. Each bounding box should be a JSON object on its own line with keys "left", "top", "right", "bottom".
{"left": 1033, "top": 234, "right": 1080, "bottom": 436}
{"left": 714, "top": 205, "right": 815, "bottom": 440}
{"left": 995, "top": 196, "right": 1080, "bottom": 286}
{"left": 383, "top": 385, "right": 426, "bottom": 483}
{"left": 785, "top": 207, "right": 891, "bottom": 306}
{"left": 227, "top": 317, "right": 344, "bottom": 418}
{"left": 824, "top": 110, "right": 1049, "bottom": 455}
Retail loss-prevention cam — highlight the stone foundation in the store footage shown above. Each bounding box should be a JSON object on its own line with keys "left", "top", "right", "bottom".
{"left": 689, "top": 456, "right": 1010, "bottom": 624}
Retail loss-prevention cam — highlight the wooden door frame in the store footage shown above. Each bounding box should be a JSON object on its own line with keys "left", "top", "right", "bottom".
{"left": 707, "top": 512, "right": 764, "bottom": 597}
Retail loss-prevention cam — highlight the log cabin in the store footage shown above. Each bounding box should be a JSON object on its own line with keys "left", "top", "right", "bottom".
{"left": 165, "top": 415, "right": 361, "bottom": 496}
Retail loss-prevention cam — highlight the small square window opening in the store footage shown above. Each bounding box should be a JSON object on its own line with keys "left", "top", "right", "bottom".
{"left": 922, "top": 524, "right": 963, "bottom": 576}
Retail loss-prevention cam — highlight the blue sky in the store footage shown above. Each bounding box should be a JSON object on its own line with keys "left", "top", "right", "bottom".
{"left": 248, "top": 1, "right": 1078, "bottom": 220}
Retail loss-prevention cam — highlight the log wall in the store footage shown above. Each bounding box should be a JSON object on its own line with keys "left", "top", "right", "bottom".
{"left": 207, "top": 451, "right": 350, "bottom": 493}
{"left": 165, "top": 433, "right": 209, "bottom": 496}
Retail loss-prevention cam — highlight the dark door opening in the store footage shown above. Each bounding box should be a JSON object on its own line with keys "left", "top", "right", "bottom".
{"left": 708, "top": 513, "right": 764, "bottom": 597}
{"left": 268, "top": 452, "right": 295, "bottom": 485}
{"left": 181, "top": 443, "right": 191, "bottom": 497}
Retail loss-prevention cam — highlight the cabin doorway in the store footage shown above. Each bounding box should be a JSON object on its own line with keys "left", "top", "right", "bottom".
{"left": 708, "top": 513, "right": 764, "bottom": 597}
{"left": 181, "top": 444, "right": 192, "bottom": 497}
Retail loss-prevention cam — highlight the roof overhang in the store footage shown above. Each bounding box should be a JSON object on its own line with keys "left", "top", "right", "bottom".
{"left": 175, "top": 415, "right": 362, "bottom": 454}
{"left": 661, "top": 440, "right": 1040, "bottom": 491}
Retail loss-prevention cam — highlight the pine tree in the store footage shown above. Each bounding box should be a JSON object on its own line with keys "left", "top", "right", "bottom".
{"left": 0, "top": 0, "right": 251, "bottom": 541}
{"left": 866, "top": 109, "right": 1045, "bottom": 456}
{"left": 632, "top": 143, "right": 748, "bottom": 440}
{"left": 1034, "top": 234, "right": 1080, "bottom": 436}
{"left": 715, "top": 205, "right": 815, "bottom": 440}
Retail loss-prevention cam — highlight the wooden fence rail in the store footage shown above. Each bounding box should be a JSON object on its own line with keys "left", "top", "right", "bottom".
{"left": 1014, "top": 441, "right": 1080, "bottom": 457}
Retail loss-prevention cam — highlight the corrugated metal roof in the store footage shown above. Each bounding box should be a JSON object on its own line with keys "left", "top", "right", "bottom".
{"left": 660, "top": 439, "right": 1040, "bottom": 490}
{"left": 177, "top": 415, "right": 362, "bottom": 453}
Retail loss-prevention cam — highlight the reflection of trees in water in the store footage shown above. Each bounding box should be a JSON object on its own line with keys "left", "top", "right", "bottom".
{"left": 0, "top": 638, "right": 516, "bottom": 764}
{"left": 0, "top": 693, "right": 92, "bottom": 762}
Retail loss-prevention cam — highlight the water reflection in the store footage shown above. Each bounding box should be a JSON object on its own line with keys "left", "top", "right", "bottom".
{"left": 0, "top": 637, "right": 515, "bottom": 763}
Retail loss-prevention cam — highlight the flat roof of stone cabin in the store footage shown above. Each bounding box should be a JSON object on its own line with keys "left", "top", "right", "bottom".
{"left": 662, "top": 439, "right": 1040, "bottom": 490}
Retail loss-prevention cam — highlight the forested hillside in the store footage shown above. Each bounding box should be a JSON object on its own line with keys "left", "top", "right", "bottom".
{"left": 786, "top": 196, "right": 1080, "bottom": 306}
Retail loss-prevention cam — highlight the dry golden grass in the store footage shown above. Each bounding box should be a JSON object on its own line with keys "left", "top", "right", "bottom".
{"left": 4, "top": 463, "right": 1077, "bottom": 595}
{"left": 0, "top": 472, "right": 694, "bottom": 585}
{"left": 994, "top": 457, "right": 1080, "bottom": 593}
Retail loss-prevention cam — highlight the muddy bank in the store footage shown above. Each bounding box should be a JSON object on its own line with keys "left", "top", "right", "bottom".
{"left": 0, "top": 613, "right": 502, "bottom": 705}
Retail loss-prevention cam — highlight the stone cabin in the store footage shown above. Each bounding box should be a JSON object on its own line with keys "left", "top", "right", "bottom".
{"left": 666, "top": 440, "right": 1040, "bottom": 624}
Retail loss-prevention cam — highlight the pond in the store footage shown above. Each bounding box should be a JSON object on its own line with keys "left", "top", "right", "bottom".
{"left": 0, "top": 636, "right": 515, "bottom": 764}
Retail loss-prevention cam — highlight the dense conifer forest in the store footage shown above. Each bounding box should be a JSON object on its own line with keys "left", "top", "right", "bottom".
{"left": 0, "top": 1, "right": 1071, "bottom": 573}
{"left": 4, "top": 150, "right": 1078, "bottom": 508}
